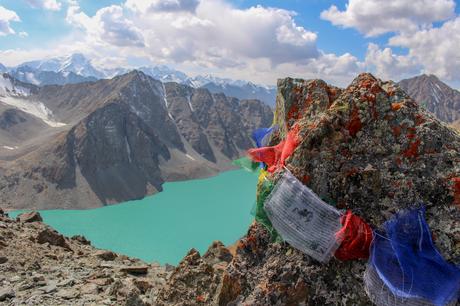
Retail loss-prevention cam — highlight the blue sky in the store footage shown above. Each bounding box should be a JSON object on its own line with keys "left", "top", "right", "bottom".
{"left": 0, "top": 0, "right": 459, "bottom": 87}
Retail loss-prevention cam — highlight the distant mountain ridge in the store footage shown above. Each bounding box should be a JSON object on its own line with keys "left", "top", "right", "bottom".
{"left": 398, "top": 74, "right": 460, "bottom": 123}
{"left": 0, "top": 71, "right": 272, "bottom": 210}
{"left": 1, "top": 54, "right": 276, "bottom": 105}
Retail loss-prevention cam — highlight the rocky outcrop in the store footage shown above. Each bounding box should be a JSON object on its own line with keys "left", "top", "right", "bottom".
{"left": 158, "top": 73, "right": 460, "bottom": 305}
{"left": 399, "top": 74, "right": 460, "bottom": 123}
{"left": 0, "top": 211, "right": 170, "bottom": 305}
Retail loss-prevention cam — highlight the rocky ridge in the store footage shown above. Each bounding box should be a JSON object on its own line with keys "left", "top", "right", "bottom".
{"left": 0, "top": 209, "right": 240, "bottom": 305}
{"left": 0, "top": 209, "right": 169, "bottom": 305}
{"left": 155, "top": 73, "right": 460, "bottom": 305}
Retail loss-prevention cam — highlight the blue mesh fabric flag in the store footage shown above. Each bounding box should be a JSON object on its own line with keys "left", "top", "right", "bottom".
{"left": 370, "top": 207, "right": 460, "bottom": 306}
{"left": 252, "top": 126, "right": 277, "bottom": 148}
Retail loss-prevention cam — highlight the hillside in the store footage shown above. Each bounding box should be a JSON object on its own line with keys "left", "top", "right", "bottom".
{"left": 0, "top": 71, "right": 272, "bottom": 210}
{"left": 399, "top": 74, "right": 460, "bottom": 123}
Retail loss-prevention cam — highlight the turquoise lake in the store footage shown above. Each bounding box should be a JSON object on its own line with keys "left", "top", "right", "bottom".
{"left": 10, "top": 169, "right": 258, "bottom": 265}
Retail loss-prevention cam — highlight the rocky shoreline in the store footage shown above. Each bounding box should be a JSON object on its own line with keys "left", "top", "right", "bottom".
{"left": 0, "top": 209, "right": 172, "bottom": 305}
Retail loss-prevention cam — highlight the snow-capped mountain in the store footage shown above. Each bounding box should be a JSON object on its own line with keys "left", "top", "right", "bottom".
{"left": 191, "top": 75, "right": 276, "bottom": 106}
{"left": 9, "top": 65, "right": 97, "bottom": 86}
{"left": 138, "top": 66, "right": 192, "bottom": 85}
{"left": 19, "top": 53, "right": 105, "bottom": 79}
{"left": 9, "top": 53, "right": 276, "bottom": 105}
{"left": 0, "top": 63, "right": 6, "bottom": 73}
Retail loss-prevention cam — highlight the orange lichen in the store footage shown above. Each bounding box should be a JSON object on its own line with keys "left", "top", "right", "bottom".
{"left": 359, "top": 79, "right": 374, "bottom": 89}
{"left": 391, "top": 102, "right": 404, "bottom": 111}
{"left": 450, "top": 177, "right": 460, "bottom": 206}
{"left": 347, "top": 107, "right": 362, "bottom": 137}
{"left": 346, "top": 167, "right": 359, "bottom": 177}
{"left": 302, "top": 175, "right": 311, "bottom": 184}
{"left": 196, "top": 295, "right": 206, "bottom": 303}
{"left": 403, "top": 139, "right": 421, "bottom": 159}
{"left": 392, "top": 126, "right": 402, "bottom": 138}
{"left": 415, "top": 114, "right": 426, "bottom": 126}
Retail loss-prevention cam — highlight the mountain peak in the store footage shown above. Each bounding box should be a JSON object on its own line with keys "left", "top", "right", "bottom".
{"left": 399, "top": 73, "right": 460, "bottom": 123}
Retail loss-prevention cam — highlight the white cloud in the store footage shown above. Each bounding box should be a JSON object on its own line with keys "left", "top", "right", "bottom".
{"left": 321, "top": 0, "right": 455, "bottom": 36}
{"left": 364, "top": 43, "right": 421, "bottom": 80}
{"left": 125, "top": 0, "right": 200, "bottom": 13}
{"left": 388, "top": 17, "right": 460, "bottom": 81}
{"left": 67, "top": 4, "right": 145, "bottom": 48}
{"left": 65, "top": 0, "right": 318, "bottom": 69}
{"left": 18, "top": 31, "right": 29, "bottom": 37}
{"left": 26, "top": 0, "right": 62, "bottom": 11}
{"left": 0, "top": 6, "right": 20, "bottom": 36}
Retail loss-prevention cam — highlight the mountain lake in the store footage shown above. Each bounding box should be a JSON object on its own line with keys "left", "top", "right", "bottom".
{"left": 10, "top": 169, "right": 258, "bottom": 265}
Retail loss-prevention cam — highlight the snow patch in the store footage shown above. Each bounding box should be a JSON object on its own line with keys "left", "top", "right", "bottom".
{"left": 2, "top": 146, "right": 18, "bottom": 150}
{"left": 187, "top": 95, "right": 194, "bottom": 112}
{"left": 185, "top": 154, "right": 196, "bottom": 161}
{"left": 0, "top": 96, "right": 66, "bottom": 127}
{"left": 161, "top": 82, "right": 175, "bottom": 120}
{"left": 0, "top": 76, "right": 30, "bottom": 97}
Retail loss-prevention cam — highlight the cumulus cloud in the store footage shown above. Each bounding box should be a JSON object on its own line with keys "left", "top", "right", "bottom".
{"left": 388, "top": 17, "right": 460, "bottom": 81}
{"left": 67, "top": 4, "right": 145, "bottom": 48}
{"left": 65, "top": 0, "right": 318, "bottom": 69}
{"left": 125, "top": 0, "right": 200, "bottom": 13}
{"left": 364, "top": 43, "right": 421, "bottom": 80}
{"left": 0, "top": 6, "right": 20, "bottom": 36}
{"left": 26, "top": 0, "right": 62, "bottom": 11}
{"left": 321, "top": 0, "right": 455, "bottom": 36}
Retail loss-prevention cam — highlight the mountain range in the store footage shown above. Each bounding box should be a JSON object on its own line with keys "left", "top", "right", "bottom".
{"left": 2, "top": 54, "right": 277, "bottom": 106}
{"left": 0, "top": 71, "right": 272, "bottom": 210}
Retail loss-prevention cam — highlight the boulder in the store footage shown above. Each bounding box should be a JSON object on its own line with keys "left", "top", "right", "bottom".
{"left": 120, "top": 266, "right": 149, "bottom": 275}
{"left": 93, "top": 250, "right": 117, "bottom": 261}
{"left": 71, "top": 235, "right": 91, "bottom": 245}
{"left": 36, "top": 228, "right": 71, "bottom": 250}
{"left": 17, "top": 211, "right": 43, "bottom": 223}
{"left": 0, "top": 287, "right": 15, "bottom": 301}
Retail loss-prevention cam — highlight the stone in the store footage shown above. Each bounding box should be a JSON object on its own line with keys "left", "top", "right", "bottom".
{"left": 88, "top": 277, "right": 112, "bottom": 286}
{"left": 36, "top": 228, "right": 71, "bottom": 250}
{"left": 58, "top": 278, "right": 75, "bottom": 287}
{"left": 203, "top": 241, "right": 233, "bottom": 264}
{"left": 71, "top": 235, "right": 91, "bottom": 245}
{"left": 120, "top": 266, "right": 149, "bottom": 275}
{"left": 133, "top": 279, "right": 152, "bottom": 294}
{"left": 17, "top": 211, "right": 43, "bottom": 223}
{"left": 41, "top": 282, "right": 57, "bottom": 294}
{"left": 0, "top": 287, "right": 15, "bottom": 301}
{"left": 94, "top": 250, "right": 117, "bottom": 261}
{"left": 79, "top": 283, "right": 99, "bottom": 295}
{"left": 56, "top": 288, "right": 80, "bottom": 299}
{"left": 126, "top": 291, "right": 149, "bottom": 306}
{"left": 0, "top": 256, "right": 8, "bottom": 264}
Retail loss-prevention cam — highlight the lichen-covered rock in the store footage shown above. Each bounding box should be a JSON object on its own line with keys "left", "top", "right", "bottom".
{"left": 155, "top": 242, "right": 234, "bottom": 306}
{"left": 160, "top": 73, "right": 460, "bottom": 305}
